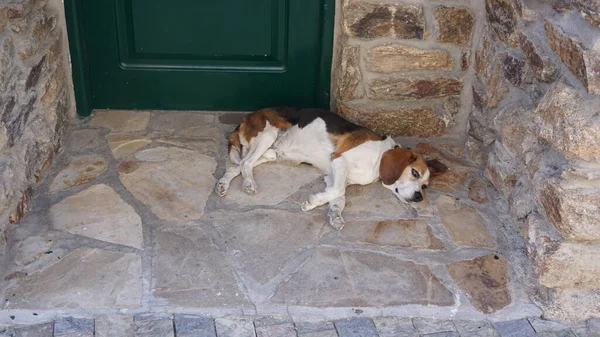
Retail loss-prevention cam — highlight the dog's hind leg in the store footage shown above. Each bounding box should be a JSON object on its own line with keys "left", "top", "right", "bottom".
{"left": 239, "top": 122, "right": 279, "bottom": 194}
{"left": 324, "top": 174, "right": 346, "bottom": 230}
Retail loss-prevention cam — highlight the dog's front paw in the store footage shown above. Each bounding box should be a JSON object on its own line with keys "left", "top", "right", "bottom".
{"left": 215, "top": 180, "right": 229, "bottom": 197}
{"left": 301, "top": 200, "right": 316, "bottom": 212}
{"left": 327, "top": 210, "right": 345, "bottom": 230}
{"left": 242, "top": 179, "right": 257, "bottom": 195}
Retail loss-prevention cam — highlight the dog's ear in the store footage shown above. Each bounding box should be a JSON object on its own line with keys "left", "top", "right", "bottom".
{"left": 380, "top": 148, "right": 416, "bottom": 185}
{"left": 426, "top": 159, "right": 448, "bottom": 176}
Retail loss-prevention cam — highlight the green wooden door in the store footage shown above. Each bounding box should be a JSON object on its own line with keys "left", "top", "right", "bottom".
{"left": 69, "top": 0, "right": 334, "bottom": 115}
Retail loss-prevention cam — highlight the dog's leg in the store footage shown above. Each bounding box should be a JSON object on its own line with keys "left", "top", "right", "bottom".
{"left": 325, "top": 174, "right": 346, "bottom": 230}
{"left": 215, "top": 149, "right": 278, "bottom": 197}
{"left": 239, "top": 124, "right": 279, "bottom": 194}
{"left": 302, "top": 158, "right": 348, "bottom": 212}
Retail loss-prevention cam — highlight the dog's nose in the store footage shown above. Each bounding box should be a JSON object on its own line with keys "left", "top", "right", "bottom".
{"left": 413, "top": 191, "right": 423, "bottom": 202}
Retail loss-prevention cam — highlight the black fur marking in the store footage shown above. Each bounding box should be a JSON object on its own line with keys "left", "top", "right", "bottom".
{"left": 272, "top": 107, "right": 384, "bottom": 138}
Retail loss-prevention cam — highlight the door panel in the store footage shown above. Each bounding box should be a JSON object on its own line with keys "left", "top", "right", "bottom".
{"left": 80, "top": 0, "right": 331, "bottom": 111}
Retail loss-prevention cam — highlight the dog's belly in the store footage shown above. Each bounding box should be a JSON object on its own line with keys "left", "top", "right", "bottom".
{"left": 272, "top": 119, "right": 334, "bottom": 172}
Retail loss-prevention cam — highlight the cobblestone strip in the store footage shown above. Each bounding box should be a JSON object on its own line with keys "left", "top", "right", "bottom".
{"left": 0, "top": 316, "right": 594, "bottom": 337}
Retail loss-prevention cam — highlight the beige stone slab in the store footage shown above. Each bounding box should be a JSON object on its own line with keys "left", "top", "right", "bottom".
{"left": 341, "top": 219, "right": 444, "bottom": 249}
{"left": 48, "top": 154, "right": 107, "bottom": 193}
{"left": 157, "top": 137, "right": 218, "bottom": 157}
{"left": 436, "top": 194, "right": 495, "bottom": 248}
{"left": 91, "top": 110, "right": 150, "bottom": 132}
{"left": 50, "top": 184, "right": 143, "bottom": 249}
{"left": 5, "top": 248, "right": 142, "bottom": 309}
{"left": 119, "top": 147, "right": 216, "bottom": 221}
{"left": 106, "top": 133, "right": 151, "bottom": 159}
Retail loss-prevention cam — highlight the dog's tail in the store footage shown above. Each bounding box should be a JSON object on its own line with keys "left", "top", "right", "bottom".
{"left": 228, "top": 125, "right": 242, "bottom": 165}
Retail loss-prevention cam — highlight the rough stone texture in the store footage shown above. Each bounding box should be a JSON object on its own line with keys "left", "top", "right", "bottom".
{"left": 153, "top": 226, "right": 251, "bottom": 307}
{"left": 368, "top": 77, "right": 462, "bottom": 101}
{"left": 539, "top": 242, "right": 600, "bottom": 289}
{"left": 134, "top": 315, "right": 174, "bottom": 337}
{"left": 49, "top": 184, "right": 143, "bottom": 249}
{"left": 344, "top": 3, "right": 425, "bottom": 40}
{"left": 119, "top": 147, "right": 217, "bottom": 221}
{"left": 174, "top": 315, "right": 217, "bottom": 337}
{"left": 534, "top": 81, "right": 600, "bottom": 162}
{"left": 519, "top": 31, "right": 558, "bottom": 82}
{"left": 416, "top": 143, "right": 475, "bottom": 192}
{"left": 0, "top": 0, "right": 73, "bottom": 230}
{"left": 366, "top": 43, "right": 454, "bottom": 73}
{"left": 4, "top": 248, "right": 142, "bottom": 309}
{"left": 272, "top": 248, "right": 454, "bottom": 307}
{"left": 341, "top": 219, "right": 444, "bottom": 249}
{"left": 48, "top": 155, "right": 108, "bottom": 193}
{"left": 413, "top": 318, "right": 456, "bottom": 334}
{"left": 67, "top": 129, "right": 103, "bottom": 152}
{"left": 544, "top": 288, "right": 600, "bottom": 323}
{"left": 54, "top": 317, "right": 94, "bottom": 337}
{"left": 545, "top": 21, "right": 600, "bottom": 94}
{"left": 372, "top": 317, "right": 418, "bottom": 337}
{"left": 95, "top": 315, "right": 135, "bottom": 337}
{"left": 436, "top": 195, "right": 495, "bottom": 248}
{"left": 448, "top": 254, "right": 511, "bottom": 314}
{"left": 468, "top": 179, "right": 489, "bottom": 204}
{"left": 106, "top": 134, "right": 151, "bottom": 159}
{"left": 493, "top": 319, "right": 536, "bottom": 337}
{"left": 11, "top": 322, "right": 54, "bottom": 337}
{"left": 538, "top": 178, "right": 600, "bottom": 241}
{"left": 157, "top": 137, "right": 218, "bottom": 157}
{"left": 215, "top": 317, "right": 255, "bottom": 337}
{"left": 454, "top": 320, "right": 500, "bottom": 337}
{"left": 336, "top": 46, "right": 364, "bottom": 101}
{"left": 296, "top": 321, "right": 338, "bottom": 337}
{"left": 255, "top": 323, "right": 296, "bottom": 337}
{"left": 338, "top": 101, "right": 447, "bottom": 138}
{"left": 334, "top": 318, "right": 379, "bottom": 337}
{"left": 208, "top": 209, "right": 325, "bottom": 284}
{"left": 434, "top": 6, "right": 474, "bottom": 45}
{"left": 91, "top": 110, "right": 150, "bottom": 132}
{"left": 14, "top": 235, "right": 57, "bottom": 266}
{"left": 148, "top": 111, "right": 214, "bottom": 134}
{"left": 475, "top": 26, "right": 496, "bottom": 77}
{"left": 485, "top": 0, "right": 519, "bottom": 46}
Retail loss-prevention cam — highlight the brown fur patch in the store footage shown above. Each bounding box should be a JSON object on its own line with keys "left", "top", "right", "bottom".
{"left": 379, "top": 148, "right": 428, "bottom": 185}
{"left": 238, "top": 108, "right": 293, "bottom": 142}
{"left": 228, "top": 128, "right": 242, "bottom": 153}
{"left": 330, "top": 129, "right": 382, "bottom": 159}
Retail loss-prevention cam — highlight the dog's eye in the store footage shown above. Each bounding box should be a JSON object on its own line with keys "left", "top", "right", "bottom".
{"left": 412, "top": 168, "right": 420, "bottom": 178}
{"left": 394, "top": 188, "right": 399, "bottom": 193}
{"left": 422, "top": 185, "right": 427, "bottom": 189}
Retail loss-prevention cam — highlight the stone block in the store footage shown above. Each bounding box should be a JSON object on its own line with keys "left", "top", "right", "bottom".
{"left": 454, "top": 320, "right": 500, "bottom": 337}
{"left": 341, "top": 219, "right": 444, "bottom": 249}
{"left": 255, "top": 323, "right": 296, "bottom": 337}
{"left": 539, "top": 241, "right": 600, "bottom": 289}
{"left": 545, "top": 21, "right": 600, "bottom": 94}
{"left": 492, "top": 319, "right": 536, "bottom": 337}
{"left": 366, "top": 43, "right": 454, "bottom": 73}
{"left": 502, "top": 52, "right": 527, "bottom": 87}
{"left": 475, "top": 26, "right": 496, "bottom": 76}
{"left": 448, "top": 254, "right": 511, "bottom": 314}
{"left": 367, "top": 76, "right": 462, "bottom": 101}
{"left": 337, "top": 101, "right": 447, "bottom": 137}
{"left": 519, "top": 30, "right": 558, "bottom": 82}
{"left": 540, "top": 288, "right": 600, "bottom": 323}
{"left": 12, "top": 322, "right": 53, "bottom": 337}
{"left": 336, "top": 45, "right": 364, "bottom": 101}
{"left": 334, "top": 318, "right": 378, "bottom": 337}
{"left": 537, "top": 178, "right": 600, "bottom": 241}
{"left": 436, "top": 195, "right": 495, "bottom": 248}
{"left": 13, "top": 9, "right": 57, "bottom": 60}
{"left": 91, "top": 110, "right": 150, "bottom": 132}
{"left": 95, "top": 315, "right": 135, "bottom": 337}
{"left": 373, "top": 317, "right": 418, "bottom": 337}
{"left": 215, "top": 317, "right": 255, "bottom": 337}
{"left": 535, "top": 81, "right": 600, "bottom": 161}
{"left": 134, "top": 315, "right": 174, "bottom": 337}
{"left": 0, "top": 223, "right": 8, "bottom": 255}
{"left": 0, "top": 35, "right": 14, "bottom": 93}
{"left": 413, "top": 318, "right": 456, "bottom": 334}
{"left": 48, "top": 154, "right": 108, "bottom": 193}
{"left": 106, "top": 134, "right": 151, "bottom": 159}
{"left": 296, "top": 321, "right": 337, "bottom": 337}
{"left": 468, "top": 178, "right": 489, "bottom": 204}
{"left": 486, "top": 58, "right": 509, "bottom": 109}
{"left": 174, "top": 315, "right": 216, "bottom": 337}
{"left": 434, "top": 6, "right": 474, "bottom": 45}
{"left": 485, "top": 0, "right": 519, "bottom": 46}
{"left": 54, "top": 317, "right": 94, "bottom": 337}
{"left": 344, "top": 2, "right": 425, "bottom": 40}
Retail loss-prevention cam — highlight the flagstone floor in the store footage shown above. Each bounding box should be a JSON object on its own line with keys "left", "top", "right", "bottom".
{"left": 0, "top": 110, "right": 544, "bottom": 328}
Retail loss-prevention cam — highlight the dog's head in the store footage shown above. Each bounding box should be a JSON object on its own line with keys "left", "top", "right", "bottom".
{"left": 379, "top": 146, "right": 447, "bottom": 203}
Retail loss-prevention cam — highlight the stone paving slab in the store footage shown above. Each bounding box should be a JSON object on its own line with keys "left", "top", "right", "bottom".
{"left": 493, "top": 319, "right": 536, "bottom": 337}
{"left": 373, "top": 316, "right": 418, "bottom": 337}
{"left": 333, "top": 318, "right": 379, "bottom": 337}
{"left": 95, "top": 315, "right": 135, "bottom": 337}
{"left": 54, "top": 317, "right": 94, "bottom": 337}
{"left": 174, "top": 315, "right": 217, "bottom": 337}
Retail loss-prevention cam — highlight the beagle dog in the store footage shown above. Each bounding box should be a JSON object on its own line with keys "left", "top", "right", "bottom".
{"left": 215, "top": 107, "right": 438, "bottom": 229}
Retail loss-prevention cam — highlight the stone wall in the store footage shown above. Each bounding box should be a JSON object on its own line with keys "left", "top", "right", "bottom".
{"left": 331, "top": 0, "right": 482, "bottom": 139}
{"left": 468, "top": 0, "right": 600, "bottom": 323}
{"left": 0, "top": 0, "right": 74, "bottom": 252}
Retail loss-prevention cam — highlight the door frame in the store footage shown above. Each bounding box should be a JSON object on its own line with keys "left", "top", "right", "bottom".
{"left": 64, "top": 0, "right": 336, "bottom": 118}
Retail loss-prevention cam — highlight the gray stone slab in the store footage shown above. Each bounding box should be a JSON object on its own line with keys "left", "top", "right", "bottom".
{"left": 50, "top": 184, "right": 144, "bottom": 249}
{"left": 422, "top": 332, "right": 459, "bottom": 337}
{"left": 54, "top": 317, "right": 94, "bottom": 337}
{"left": 120, "top": 147, "right": 216, "bottom": 221}
{"left": 48, "top": 154, "right": 108, "bottom": 193}
{"left": 342, "top": 183, "right": 417, "bottom": 221}
{"left": 153, "top": 226, "right": 251, "bottom": 307}
{"left": 255, "top": 323, "right": 297, "bottom": 337}
{"left": 493, "top": 319, "right": 536, "bottom": 337}
{"left": 453, "top": 320, "right": 499, "bottom": 337}
{"left": 334, "top": 318, "right": 378, "bottom": 337}
{"left": 529, "top": 318, "right": 571, "bottom": 333}
{"left": 134, "top": 315, "right": 174, "bottom": 337}
{"left": 413, "top": 318, "right": 456, "bottom": 334}
{"left": 254, "top": 316, "right": 293, "bottom": 328}
{"left": 373, "top": 317, "right": 418, "bottom": 337}
{"left": 537, "top": 331, "right": 577, "bottom": 337}
{"left": 296, "top": 321, "right": 337, "bottom": 337}
{"left": 588, "top": 319, "right": 600, "bottom": 333}
{"left": 4, "top": 248, "right": 142, "bottom": 309}
{"left": 209, "top": 209, "right": 325, "bottom": 284}
{"left": 95, "top": 315, "right": 135, "bottom": 337}
{"left": 91, "top": 110, "right": 150, "bottom": 132}
{"left": 12, "top": 322, "right": 53, "bottom": 337}
{"left": 174, "top": 315, "right": 216, "bottom": 337}
{"left": 214, "top": 317, "right": 255, "bottom": 337}
{"left": 67, "top": 129, "right": 103, "bottom": 152}
{"left": 149, "top": 111, "right": 215, "bottom": 133}
{"left": 571, "top": 327, "right": 600, "bottom": 337}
